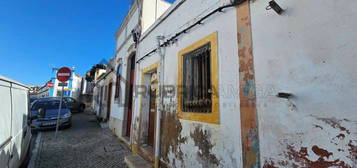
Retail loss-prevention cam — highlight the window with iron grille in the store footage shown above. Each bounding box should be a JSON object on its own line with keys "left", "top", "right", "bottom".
{"left": 182, "top": 43, "right": 212, "bottom": 113}
{"left": 114, "top": 64, "right": 122, "bottom": 100}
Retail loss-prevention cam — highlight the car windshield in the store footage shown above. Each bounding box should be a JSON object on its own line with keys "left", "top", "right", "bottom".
{"left": 64, "top": 97, "right": 75, "bottom": 102}
{"left": 31, "top": 100, "right": 67, "bottom": 110}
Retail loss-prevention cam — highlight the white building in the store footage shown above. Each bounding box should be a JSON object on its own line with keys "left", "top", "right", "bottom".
{"left": 52, "top": 73, "right": 83, "bottom": 100}
{"left": 31, "top": 70, "right": 84, "bottom": 100}
{"left": 103, "top": 0, "right": 357, "bottom": 167}
{"left": 91, "top": 61, "right": 115, "bottom": 121}
{"left": 30, "top": 84, "right": 50, "bottom": 98}
{"left": 104, "top": 0, "right": 172, "bottom": 145}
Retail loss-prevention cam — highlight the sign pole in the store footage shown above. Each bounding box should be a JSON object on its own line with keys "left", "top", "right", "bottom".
{"left": 55, "top": 67, "right": 72, "bottom": 139}
{"left": 55, "top": 84, "right": 64, "bottom": 138}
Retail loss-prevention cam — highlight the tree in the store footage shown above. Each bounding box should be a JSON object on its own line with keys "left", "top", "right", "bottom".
{"left": 85, "top": 64, "right": 106, "bottom": 82}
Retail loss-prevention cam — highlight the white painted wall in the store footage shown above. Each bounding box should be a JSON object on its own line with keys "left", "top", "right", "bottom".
{"left": 251, "top": 0, "right": 357, "bottom": 167}
{"left": 0, "top": 76, "right": 31, "bottom": 168}
{"left": 134, "top": 0, "right": 242, "bottom": 167}
{"left": 141, "top": 0, "right": 171, "bottom": 33}
{"left": 112, "top": 3, "right": 140, "bottom": 122}
{"left": 116, "top": 6, "right": 139, "bottom": 51}
{"left": 10, "top": 84, "right": 28, "bottom": 166}
{"left": 32, "top": 85, "right": 49, "bottom": 98}
{"left": 92, "top": 85, "right": 99, "bottom": 114}
{"left": 93, "top": 79, "right": 106, "bottom": 118}
{"left": 0, "top": 80, "right": 12, "bottom": 149}
{"left": 0, "top": 79, "right": 11, "bottom": 166}
{"left": 110, "top": 0, "right": 172, "bottom": 139}
{"left": 52, "top": 73, "right": 82, "bottom": 99}
{"left": 71, "top": 74, "right": 83, "bottom": 100}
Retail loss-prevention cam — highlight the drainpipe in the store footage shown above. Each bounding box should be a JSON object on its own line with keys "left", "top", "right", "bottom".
{"left": 154, "top": 35, "right": 165, "bottom": 168}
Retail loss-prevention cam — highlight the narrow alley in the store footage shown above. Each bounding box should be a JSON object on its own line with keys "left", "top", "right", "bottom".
{"left": 1, "top": 0, "right": 357, "bottom": 168}
{"left": 30, "top": 110, "right": 130, "bottom": 168}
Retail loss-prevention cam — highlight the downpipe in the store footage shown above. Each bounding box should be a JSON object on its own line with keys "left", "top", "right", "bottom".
{"left": 154, "top": 35, "right": 165, "bottom": 168}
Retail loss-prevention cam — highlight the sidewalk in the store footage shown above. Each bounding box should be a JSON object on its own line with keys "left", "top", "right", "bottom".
{"left": 30, "top": 110, "right": 130, "bottom": 168}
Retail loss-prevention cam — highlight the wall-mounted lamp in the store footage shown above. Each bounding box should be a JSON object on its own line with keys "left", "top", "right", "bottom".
{"left": 266, "top": 0, "right": 284, "bottom": 15}
{"left": 277, "top": 92, "right": 292, "bottom": 99}
{"left": 131, "top": 28, "right": 141, "bottom": 44}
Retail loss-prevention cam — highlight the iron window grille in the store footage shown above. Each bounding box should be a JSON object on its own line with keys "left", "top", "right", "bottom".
{"left": 182, "top": 42, "right": 212, "bottom": 113}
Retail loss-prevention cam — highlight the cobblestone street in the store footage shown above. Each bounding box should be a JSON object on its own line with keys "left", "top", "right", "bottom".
{"left": 31, "top": 110, "right": 130, "bottom": 168}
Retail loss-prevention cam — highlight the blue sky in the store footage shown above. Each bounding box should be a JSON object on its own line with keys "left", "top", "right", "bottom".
{"left": 0, "top": 0, "right": 133, "bottom": 85}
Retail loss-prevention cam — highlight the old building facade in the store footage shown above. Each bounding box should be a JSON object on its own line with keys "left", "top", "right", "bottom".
{"left": 107, "top": 0, "right": 171, "bottom": 145}
{"left": 100, "top": 0, "right": 357, "bottom": 167}
{"left": 92, "top": 59, "right": 116, "bottom": 122}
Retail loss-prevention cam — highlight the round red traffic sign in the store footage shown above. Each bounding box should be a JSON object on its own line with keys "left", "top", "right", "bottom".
{"left": 47, "top": 81, "right": 54, "bottom": 88}
{"left": 57, "top": 67, "right": 72, "bottom": 82}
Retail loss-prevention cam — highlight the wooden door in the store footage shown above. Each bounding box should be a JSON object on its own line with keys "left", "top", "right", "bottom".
{"left": 126, "top": 55, "right": 136, "bottom": 137}
{"left": 99, "top": 87, "right": 103, "bottom": 116}
{"left": 106, "top": 82, "right": 112, "bottom": 121}
{"left": 147, "top": 85, "right": 157, "bottom": 147}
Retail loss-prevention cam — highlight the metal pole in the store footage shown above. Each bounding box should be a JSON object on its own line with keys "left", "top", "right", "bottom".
{"left": 154, "top": 35, "right": 165, "bottom": 168}
{"left": 55, "top": 84, "right": 64, "bottom": 138}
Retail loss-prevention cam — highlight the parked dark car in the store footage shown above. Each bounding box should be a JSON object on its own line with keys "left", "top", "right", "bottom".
{"left": 30, "top": 98, "right": 72, "bottom": 131}
{"left": 62, "top": 97, "right": 85, "bottom": 113}
{"left": 30, "top": 97, "right": 38, "bottom": 103}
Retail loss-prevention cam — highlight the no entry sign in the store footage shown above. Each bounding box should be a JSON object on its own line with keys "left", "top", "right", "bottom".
{"left": 57, "top": 67, "right": 72, "bottom": 82}
{"left": 47, "top": 81, "right": 53, "bottom": 88}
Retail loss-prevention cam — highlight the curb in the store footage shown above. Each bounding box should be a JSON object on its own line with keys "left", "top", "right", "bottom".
{"left": 28, "top": 132, "right": 42, "bottom": 168}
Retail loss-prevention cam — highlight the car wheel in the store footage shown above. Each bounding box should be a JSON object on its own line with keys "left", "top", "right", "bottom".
{"left": 80, "top": 104, "right": 85, "bottom": 112}
{"left": 66, "top": 123, "right": 72, "bottom": 129}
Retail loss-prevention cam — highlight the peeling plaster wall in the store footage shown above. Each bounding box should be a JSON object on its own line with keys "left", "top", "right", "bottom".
{"left": 250, "top": 0, "right": 357, "bottom": 167}
{"left": 134, "top": 0, "right": 243, "bottom": 167}
{"left": 131, "top": 53, "right": 160, "bottom": 146}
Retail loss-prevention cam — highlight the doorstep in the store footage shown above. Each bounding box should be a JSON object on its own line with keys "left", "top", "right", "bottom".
{"left": 125, "top": 154, "right": 152, "bottom": 168}
{"left": 118, "top": 136, "right": 130, "bottom": 147}
{"left": 100, "top": 122, "right": 109, "bottom": 128}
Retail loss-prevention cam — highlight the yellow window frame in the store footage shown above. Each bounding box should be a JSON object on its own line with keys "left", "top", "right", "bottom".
{"left": 177, "top": 32, "right": 220, "bottom": 124}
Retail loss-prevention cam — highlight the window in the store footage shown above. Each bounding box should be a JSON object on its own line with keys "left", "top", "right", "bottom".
{"left": 64, "top": 97, "right": 75, "bottom": 103}
{"left": 115, "top": 64, "right": 122, "bottom": 100}
{"left": 182, "top": 43, "right": 212, "bottom": 113}
{"left": 177, "top": 32, "right": 219, "bottom": 124}
{"left": 31, "top": 100, "right": 67, "bottom": 110}
{"left": 57, "top": 90, "right": 63, "bottom": 97}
